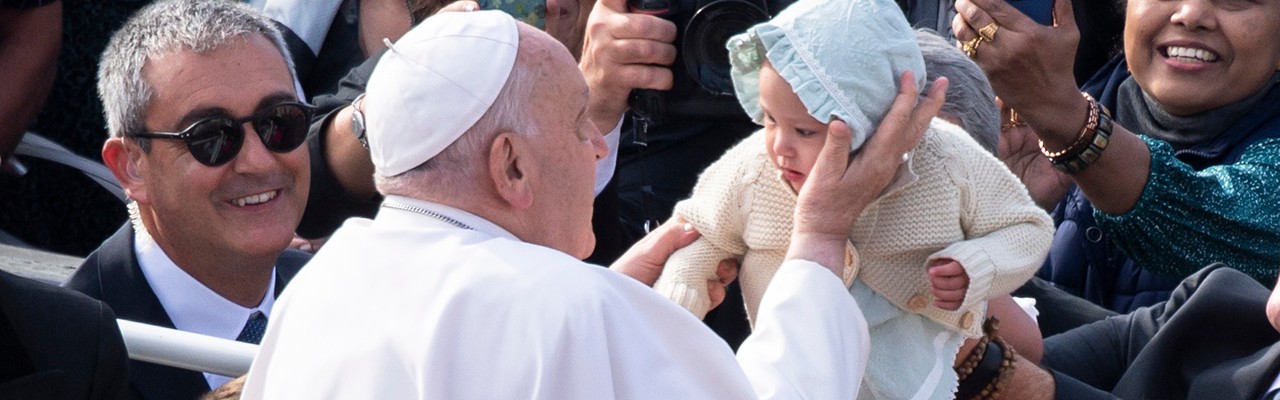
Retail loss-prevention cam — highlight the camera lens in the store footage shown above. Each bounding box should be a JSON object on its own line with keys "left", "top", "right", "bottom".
{"left": 682, "top": 0, "right": 769, "bottom": 96}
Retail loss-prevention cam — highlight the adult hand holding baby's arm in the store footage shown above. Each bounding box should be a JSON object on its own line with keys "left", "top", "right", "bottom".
{"left": 611, "top": 216, "right": 740, "bottom": 317}
{"left": 787, "top": 72, "right": 948, "bottom": 276}
{"left": 927, "top": 259, "right": 970, "bottom": 310}
{"left": 610, "top": 220, "right": 701, "bottom": 286}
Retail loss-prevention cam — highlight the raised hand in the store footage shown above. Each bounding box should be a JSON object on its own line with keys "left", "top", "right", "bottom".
{"left": 997, "top": 99, "right": 1073, "bottom": 211}
{"left": 578, "top": 0, "right": 677, "bottom": 134}
{"left": 787, "top": 72, "right": 948, "bottom": 275}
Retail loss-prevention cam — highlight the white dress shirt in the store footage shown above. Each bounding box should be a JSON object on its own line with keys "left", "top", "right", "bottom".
{"left": 134, "top": 229, "right": 277, "bottom": 390}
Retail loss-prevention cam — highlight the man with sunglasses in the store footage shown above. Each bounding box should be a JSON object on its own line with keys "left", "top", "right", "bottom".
{"left": 64, "top": 1, "right": 312, "bottom": 398}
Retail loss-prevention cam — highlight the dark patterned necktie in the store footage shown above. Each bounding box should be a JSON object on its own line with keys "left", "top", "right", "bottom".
{"left": 235, "top": 312, "right": 268, "bottom": 344}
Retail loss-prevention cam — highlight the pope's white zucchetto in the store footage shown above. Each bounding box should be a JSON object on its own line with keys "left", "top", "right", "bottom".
{"left": 365, "top": 10, "right": 519, "bottom": 177}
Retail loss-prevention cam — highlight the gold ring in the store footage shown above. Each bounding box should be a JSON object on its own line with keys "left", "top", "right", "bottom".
{"left": 978, "top": 23, "right": 999, "bottom": 43}
{"left": 1002, "top": 108, "right": 1027, "bottom": 132}
{"left": 962, "top": 37, "right": 982, "bottom": 58}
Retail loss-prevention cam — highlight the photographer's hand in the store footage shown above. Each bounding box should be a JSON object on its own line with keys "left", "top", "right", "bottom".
{"left": 579, "top": 0, "right": 677, "bottom": 134}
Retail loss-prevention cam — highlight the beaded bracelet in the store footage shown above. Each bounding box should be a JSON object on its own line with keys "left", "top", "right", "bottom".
{"left": 974, "top": 333, "right": 1017, "bottom": 400}
{"left": 955, "top": 336, "right": 991, "bottom": 381}
{"left": 954, "top": 317, "right": 1018, "bottom": 400}
{"left": 1039, "top": 92, "right": 1099, "bottom": 159}
{"left": 1051, "top": 105, "right": 1114, "bottom": 174}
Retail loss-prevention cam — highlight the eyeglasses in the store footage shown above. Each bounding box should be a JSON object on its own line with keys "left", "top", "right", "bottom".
{"left": 130, "top": 102, "right": 315, "bottom": 167}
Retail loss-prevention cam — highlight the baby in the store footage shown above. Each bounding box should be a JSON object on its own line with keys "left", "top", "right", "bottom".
{"left": 652, "top": 0, "right": 1053, "bottom": 398}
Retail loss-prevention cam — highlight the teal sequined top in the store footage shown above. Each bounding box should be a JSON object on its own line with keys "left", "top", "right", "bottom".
{"left": 1095, "top": 136, "right": 1280, "bottom": 283}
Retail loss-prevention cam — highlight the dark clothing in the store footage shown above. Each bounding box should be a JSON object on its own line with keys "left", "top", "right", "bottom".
{"left": 0, "top": 0, "right": 145, "bottom": 256}
{"left": 614, "top": 115, "right": 759, "bottom": 350}
{"left": 1045, "top": 264, "right": 1280, "bottom": 399}
{"left": 65, "top": 224, "right": 310, "bottom": 400}
{"left": 297, "top": 50, "right": 383, "bottom": 240}
{"left": 0, "top": 269, "right": 129, "bottom": 400}
{"left": 614, "top": 118, "right": 758, "bottom": 239}
{"left": 584, "top": 178, "right": 637, "bottom": 265}
{"left": 1011, "top": 277, "right": 1117, "bottom": 338}
{"left": 1037, "top": 56, "right": 1280, "bottom": 313}
{"left": 0, "top": 0, "right": 56, "bottom": 8}
{"left": 274, "top": 0, "right": 365, "bottom": 101}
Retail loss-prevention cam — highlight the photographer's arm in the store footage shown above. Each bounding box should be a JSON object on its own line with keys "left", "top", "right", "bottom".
{"left": 315, "top": 0, "right": 482, "bottom": 202}
{"left": 578, "top": 0, "right": 677, "bottom": 134}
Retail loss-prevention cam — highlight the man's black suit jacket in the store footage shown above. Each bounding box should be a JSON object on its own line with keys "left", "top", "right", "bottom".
{"left": 1046, "top": 264, "right": 1280, "bottom": 399}
{"left": 65, "top": 224, "right": 311, "bottom": 400}
{"left": 0, "top": 269, "right": 129, "bottom": 399}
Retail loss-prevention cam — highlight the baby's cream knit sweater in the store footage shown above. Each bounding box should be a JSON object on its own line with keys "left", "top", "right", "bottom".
{"left": 654, "top": 119, "right": 1053, "bottom": 337}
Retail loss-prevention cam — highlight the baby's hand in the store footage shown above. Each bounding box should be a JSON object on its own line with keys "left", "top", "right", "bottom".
{"left": 707, "top": 259, "right": 740, "bottom": 310}
{"left": 927, "top": 259, "right": 969, "bottom": 310}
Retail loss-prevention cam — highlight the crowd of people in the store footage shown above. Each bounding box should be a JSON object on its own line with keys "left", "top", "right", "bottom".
{"left": 1, "top": 0, "right": 1278, "bottom": 398}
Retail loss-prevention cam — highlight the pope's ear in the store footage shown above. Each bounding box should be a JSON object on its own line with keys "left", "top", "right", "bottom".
{"left": 488, "top": 131, "right": 533, "bottom": 209}
{"left": 102, "top": 138, "right": 149, "bottom": 204}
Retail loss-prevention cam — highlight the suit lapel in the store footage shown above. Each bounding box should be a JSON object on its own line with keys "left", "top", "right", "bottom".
{"left": 73, "top": 225, "right": 312, "bottom": 399}
{"left": 272, "top": 248, "right": 310, "bottom": 296}
{"left": 75, "top": 225, "right": 211, "bottom": 399}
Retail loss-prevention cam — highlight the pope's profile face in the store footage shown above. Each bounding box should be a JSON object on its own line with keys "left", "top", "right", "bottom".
{"left": 522, "top": 29, "right": 607, "bottom": 259}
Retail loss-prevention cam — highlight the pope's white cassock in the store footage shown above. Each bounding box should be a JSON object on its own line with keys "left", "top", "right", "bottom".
{"left": 241, "top": 195, "right": 870, "bottom": 399}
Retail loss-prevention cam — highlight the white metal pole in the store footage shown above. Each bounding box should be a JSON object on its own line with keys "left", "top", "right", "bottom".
{"left": 117, "top": 319, "right": 258, "bottom": 377}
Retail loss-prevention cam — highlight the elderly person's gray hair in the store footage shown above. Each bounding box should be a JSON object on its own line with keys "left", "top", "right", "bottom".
{"left": 97, "top": 0, "right": 297, "bottom": 151}
{"left": 374, "top": 46, "right": 538, "bottom": 197}
{"left": 916, "top": 29, "right": 1000, "bottom": 154}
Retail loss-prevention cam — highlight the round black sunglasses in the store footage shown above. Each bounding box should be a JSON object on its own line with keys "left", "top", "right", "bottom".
{"left": 130, "top": 102, "right": 316, "bottom": 167}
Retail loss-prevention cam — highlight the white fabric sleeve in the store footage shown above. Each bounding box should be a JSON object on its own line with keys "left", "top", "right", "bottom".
{"left": 736, "top": 259, "right": 869, "bottom": 399}
{"left": 260, "top": 0, "right": 343, "bottom": 56}
{"left": 593, "top": 118, "right": 623, "bottom": 196}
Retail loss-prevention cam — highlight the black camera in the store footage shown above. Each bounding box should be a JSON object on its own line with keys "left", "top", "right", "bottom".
{"left": 627, "top": 0, "right": 794, "bottom": 124}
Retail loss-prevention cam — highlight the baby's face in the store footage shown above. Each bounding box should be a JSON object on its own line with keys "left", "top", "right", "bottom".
{"left": 760, "top": 61, "right": 827, "bottom": 193}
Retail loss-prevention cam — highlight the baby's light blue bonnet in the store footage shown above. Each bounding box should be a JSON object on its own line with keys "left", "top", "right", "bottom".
{"left": 728, "top": 0, "right": 926, "bottom": 151}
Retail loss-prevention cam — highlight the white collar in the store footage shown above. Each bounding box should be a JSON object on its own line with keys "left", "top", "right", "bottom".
{"left": 134, "top": 230, "right": 277, "bottom": 388}
{"left": 134, "top": 230, "right": 277, "bottom": 337}
{"left": 1267, "top": 369, "right": 1280, "bottom": 399}
{"left": 377, "top": 195, "right": 519, "bottom": 241}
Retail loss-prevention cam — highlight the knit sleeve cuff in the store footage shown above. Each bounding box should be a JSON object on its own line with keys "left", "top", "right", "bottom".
{"left": 654, "top": 281, "right": 714, "bottom": 319}
{"left": 653, "top": 238, "right": 733, "bottom": 319}
{"left": 928, "top": 243, "right": 995, "bottom": 311}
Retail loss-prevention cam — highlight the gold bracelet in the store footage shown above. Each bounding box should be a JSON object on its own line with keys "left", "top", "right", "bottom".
{"left": 1039, "top": 92, "right": 1099, "bottom": 159}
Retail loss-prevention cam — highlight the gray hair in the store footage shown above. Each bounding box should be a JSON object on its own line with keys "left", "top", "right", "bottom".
{"left": 916, "top": 29, "right": 1000, "bottom": 154}
{"left": 97, "top": 0, "right": 297, "bottom": 151}
{"left": 375, "top": 38, "right": 540, "bottom": 197}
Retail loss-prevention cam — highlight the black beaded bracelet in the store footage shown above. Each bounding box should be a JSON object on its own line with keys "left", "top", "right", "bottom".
{"left": 955, "top": 317, "right": 1018, "bottom": 400}
{"left": 1051, "top": 105, "right": 1114, "bottom": 174}
{"left": 955, "top": 336, "right": 1003, "bottom": 399}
